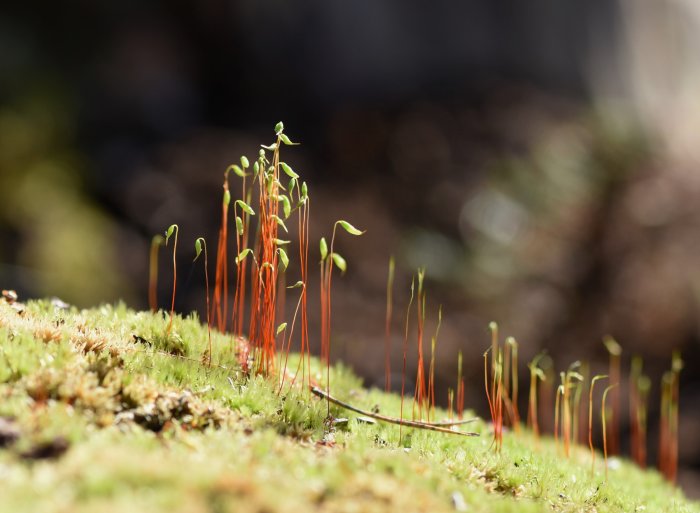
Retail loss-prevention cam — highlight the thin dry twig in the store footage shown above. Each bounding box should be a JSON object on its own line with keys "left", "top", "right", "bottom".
{"left": 311, "top": 386, "right": 480, "bottom": 437}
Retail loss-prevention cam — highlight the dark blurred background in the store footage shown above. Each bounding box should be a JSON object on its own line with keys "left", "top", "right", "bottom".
{"left": 3, "top": 0, "right": 700, "bottom": 495}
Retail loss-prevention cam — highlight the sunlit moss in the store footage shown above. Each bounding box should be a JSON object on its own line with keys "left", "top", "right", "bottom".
{"left": 0, "top": 299, "right": 697, "bottom": 513}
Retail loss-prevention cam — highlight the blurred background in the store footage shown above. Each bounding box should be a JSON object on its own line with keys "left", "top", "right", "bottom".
{"left": 2, "top": 0, "right": 700, "bottom": 495}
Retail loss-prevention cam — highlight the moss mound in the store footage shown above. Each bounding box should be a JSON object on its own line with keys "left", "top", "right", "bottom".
{"left": 0, "top": 298, "right": 696, "bottom": 513}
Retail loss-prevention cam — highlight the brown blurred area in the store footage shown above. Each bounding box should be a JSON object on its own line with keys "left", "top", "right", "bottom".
{"left": 2, "top": 0, "right": 700, "bottom": 495}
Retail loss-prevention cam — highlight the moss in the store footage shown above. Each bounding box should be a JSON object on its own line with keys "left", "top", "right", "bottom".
{"left": 0, "top": 298, "right": 697, "bottom": 513}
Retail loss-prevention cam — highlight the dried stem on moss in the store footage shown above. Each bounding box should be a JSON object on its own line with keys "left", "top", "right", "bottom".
{"left": 310, "top": 387, "right": 479, "bottom": 437}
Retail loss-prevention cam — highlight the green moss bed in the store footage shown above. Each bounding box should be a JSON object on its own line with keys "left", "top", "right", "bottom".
{"left": 0, "top": 297, "right": 696, "bottom": 513}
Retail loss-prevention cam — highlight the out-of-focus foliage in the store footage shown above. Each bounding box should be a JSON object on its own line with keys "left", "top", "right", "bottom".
{"left": 0, "top": 89, "right": 134, "bottom": 306}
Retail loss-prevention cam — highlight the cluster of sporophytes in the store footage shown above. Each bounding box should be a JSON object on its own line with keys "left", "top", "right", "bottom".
{"left": 376, "top": 250, "right": 686, "bottom": 486}
{"left": 149, "top": 122, "right": 364, "bottom": 404}
{"left": 133, "top": 121, "right": 688, "bottom": 500}
{"left": 477, "top": 323, "right": 683, "bottom": 483}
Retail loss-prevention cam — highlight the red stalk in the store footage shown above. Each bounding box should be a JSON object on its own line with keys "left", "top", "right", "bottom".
{"left": 413, "top": 269, "right": 427, "bottom": 420}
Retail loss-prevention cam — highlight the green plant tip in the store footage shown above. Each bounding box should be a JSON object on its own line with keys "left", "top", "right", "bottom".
{"left": 277, "top": 248, "right": 289, "bottom": 269}
{"left": 236, "top": 200, "right": 255, "bottom": 216}
{"left": 276, "top": 322, "right": 287, "bottom": 335}
{"left": 336, "top": 220, "right": 364, "bottom": 236}
{"left": 280, "top": 133, "right": 298, "bottom": 145}
{"left": 331, "top": 252, "right": 347, "bottom": 274}
{"left": 165, "top": 224, "right": 178, "bottom": 242}
{"left": 603, "top": 335, "right": 622, "bottom": 356}
{"left": 236, "top": 248, "right": 252, "bottom": 264}
{"left": 319, "top": 237, "right": 328, "bottom": 261}
{"left": 280, "top": 162, "right": 299, "bottom": 179}
{"left": 194, "top": 238, "right": 204, "bottom": 259}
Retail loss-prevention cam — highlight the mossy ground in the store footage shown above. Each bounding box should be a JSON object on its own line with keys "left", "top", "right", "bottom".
{"left": 0, "top": 298, "right": 696, "bottom": 513}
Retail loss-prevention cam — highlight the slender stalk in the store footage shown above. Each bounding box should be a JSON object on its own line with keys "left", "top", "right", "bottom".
{"left": 589, "top": 375, "right": 607, "bottom": 475}
{"left": 527, "top": 353, "right": 545, "bottom": 441}
{"left": 321, "top": 219, "right": 364, "bottom": 415}
{"left": 562, "top": 365, "right": 582, "bottom": 458}
{"left": 602, "top": 383, "right": 618, "bottom": 480}
{"left": 603, "top": 336, "right": 622, "bottom": 455}
{"left": 413, "top": 268, "right": 427, "bottom": 421}
{"left": 668, "top": 352, "right": 683, "bottom": 482}
{"left": 574, "top": 362, "right": 589, "bottom": 445}
{"left": 278, "top": 284, "right": 305, "bottom": 395}
{"left": 483, "top": 349, "right": 494, "bottom": 429}
{"left": 164, "top": 224, "right": 179, "bottom": 336}
{"left": 428, "top": 306, "right": 442, "bottom": 422}
{"left": 636, "top": 374, "right": 651, "bottom": 468}
{"left": 494, "top": 351, "right": 504, "bottom": 452}
{"left": 148, "top": 235, "right": 164, "bottom": 312}
{"left": 194, "top": 238, "right": 211, "bottom": 367}
{"left": 489, "top": 322, "right": 499, "bottom": 412}
{"left": 629, "top": 356, "right": 642, "bottom": 466}
{"left": 456, "top": 351, "right": 464, "bottom": 419}
{"left": 563, "top": 373, "right": 571, "bottom": 456}
{"left": 659, "top": 371, "right": 672, "bottom": 478}
{"left": 213, "top": 172, "right": 230, "bottom": 332}
{"left": 554, "top": 384, "right": 563, "bottom": 452}
{"left": 232, "top": 159, "right": 251, "bottom": 338}
{"left": 486, "top": 322, "right": 502, "bottom": 450}
{"left": 288, "top": 184, "right": 310, "bottom": 391}
{"left": 384, "top": 256, "right": 395, "bottom": 392}
{"left": 448, "top": 387, "right": 454, "bottom": 421}
{"left": 539, "top": 359, "right": 554, "bottom": 435}
{"left": 507, "top": 337, "right": 519, "bottom": 431}
{"left": 400, "top": 277, "right": 415, "bottom": 444}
